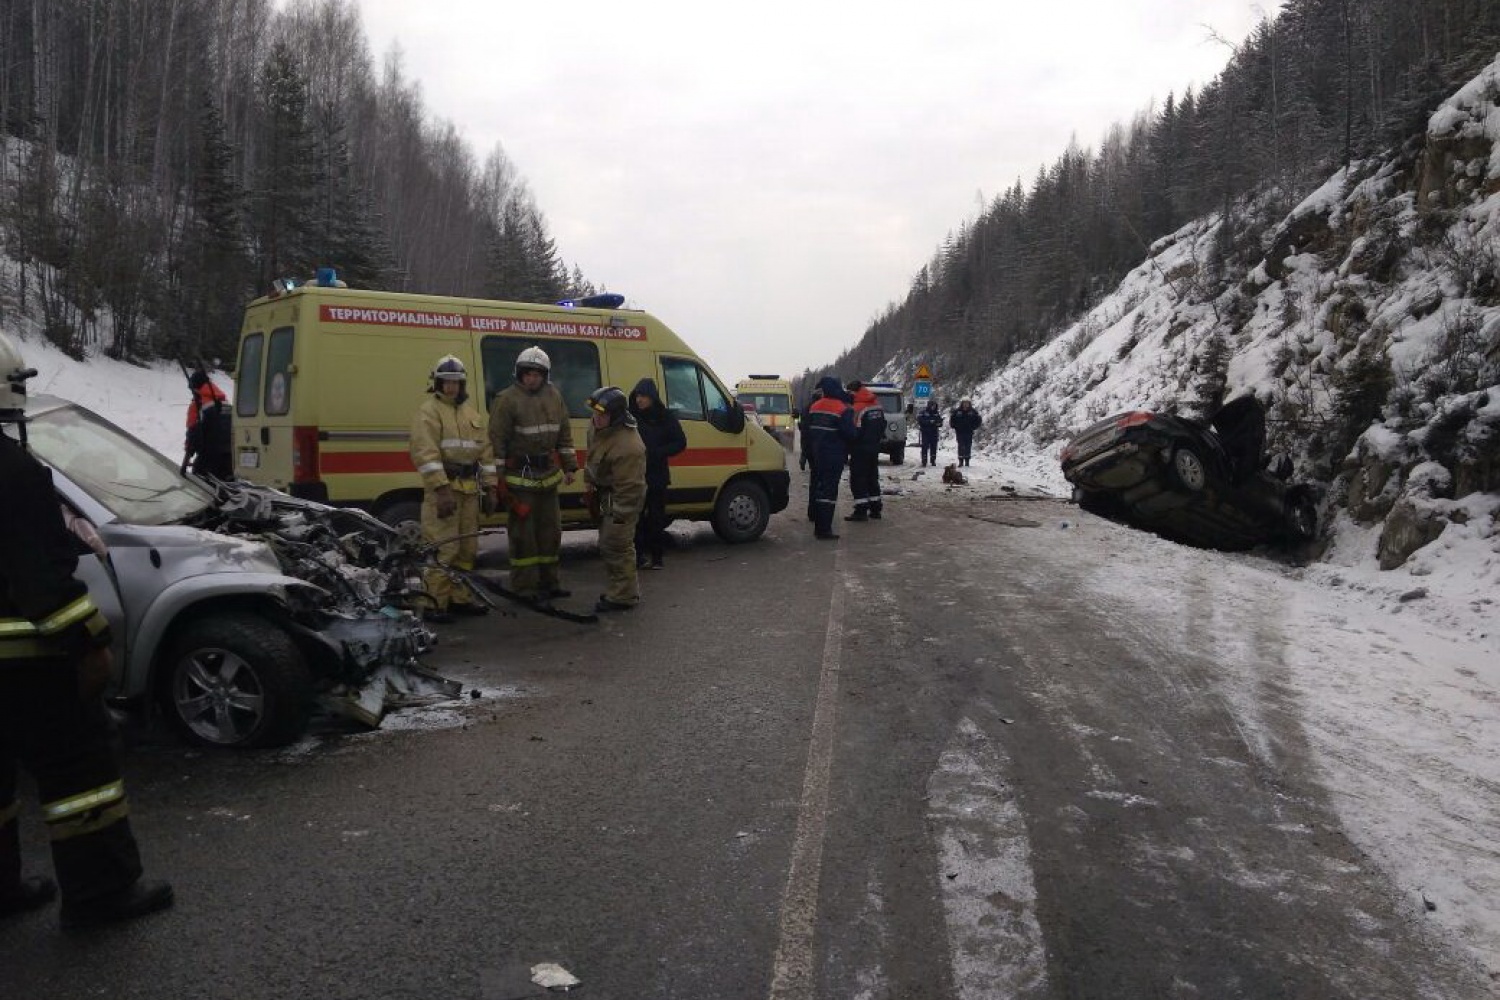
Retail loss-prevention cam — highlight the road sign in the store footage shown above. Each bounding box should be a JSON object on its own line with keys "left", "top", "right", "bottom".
{"left": 915, "top": 363, "right": 933, "bottom": 380}
{"left": 913, "top": 380, "right": 932, "bottom": 400}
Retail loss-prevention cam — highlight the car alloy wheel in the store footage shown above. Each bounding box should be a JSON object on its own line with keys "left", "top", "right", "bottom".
{"left": 1171, "top": 446, "right": 1207, "bottom": 492}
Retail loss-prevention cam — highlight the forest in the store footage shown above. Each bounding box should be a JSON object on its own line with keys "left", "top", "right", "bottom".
{"left": 0, "top": 0, "right": 592, "bottom": 364}
{"left": 803, "top": 0, "right": 1500, "bottom": 392}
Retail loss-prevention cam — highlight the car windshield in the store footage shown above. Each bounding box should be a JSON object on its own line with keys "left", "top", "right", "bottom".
{"left": 25, "top": 403, "right": 214, "bottom": 525}
{"left": 876, "top": 393, "right": 902, "bottom": 413}
{"left": 736, "top": 392, "right": 791, "bottom": 415}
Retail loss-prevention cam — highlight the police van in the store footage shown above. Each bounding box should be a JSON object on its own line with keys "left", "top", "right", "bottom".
{"left": 733, "top": 375, "right": 795, "bottom": 449}
{"left": 230, "top": 281, "right": 790, "bottom": 542}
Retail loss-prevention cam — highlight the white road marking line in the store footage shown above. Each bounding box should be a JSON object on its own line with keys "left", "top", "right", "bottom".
{"left": 768, "top": 545, "right": 846, "bottom": 1000}
{"left": 929, "top": 718, "right": 1051, "bottom": 998}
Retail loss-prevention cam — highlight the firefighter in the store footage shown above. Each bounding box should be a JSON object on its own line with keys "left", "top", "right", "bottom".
{"left": 409, "top": 355, "right": 496, "bottom": 623}
{"left": 845, "top": 382, "right": 886, "bottom": 521}
{"left": 584, "top": 386, "right": 647, "bottom": 612}
{"left": 0, "top": 332, "right": 173, "bottom": 930}
{"left": 802, "top": 376, "right": 857, "bottom": 540}
{"left": 487, "top": 346, "right": 579, "bottom": 606}
{"left": 182, "top": 366, "right": 233, "bottom": 479}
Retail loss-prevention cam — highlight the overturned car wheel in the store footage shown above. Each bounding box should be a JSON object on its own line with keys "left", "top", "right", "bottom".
{"left": 161, "top": 614, "right": 314, "bottom": 749}
{"left": 1170, "top": 445, "right": 1207, "bottom": 493}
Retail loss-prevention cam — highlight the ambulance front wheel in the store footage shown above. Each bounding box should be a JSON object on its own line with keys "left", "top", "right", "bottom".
{"left": 711, "top": 479, "right": 770, "bottom": 544}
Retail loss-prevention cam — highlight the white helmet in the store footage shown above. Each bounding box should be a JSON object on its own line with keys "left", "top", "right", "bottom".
{"left": 0, "top": 331, "right": 36, "bottom": 421}
{"left": 430, "top": 355, "right": 468, "bottom": 402}
{"left": 515, "top": 345, "right": 551, "bottom": 383}
{"left": 431, "top": 355, "right": 467, "bottom": 382}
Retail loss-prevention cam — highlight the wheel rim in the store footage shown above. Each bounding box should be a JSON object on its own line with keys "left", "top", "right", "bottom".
{"left": 172, "top": 646, "right": 267, "bottom": 746}
{"left": 1173, "top": 449, "right": 1206, "bottom": 491}
{"left": 725, "top": 491, "right": 760, "bottom": 532}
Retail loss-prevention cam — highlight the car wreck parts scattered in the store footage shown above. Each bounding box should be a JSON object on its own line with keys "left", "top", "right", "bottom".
{"left": 1060, "top": 396, "right": 1319, "bottom": 552}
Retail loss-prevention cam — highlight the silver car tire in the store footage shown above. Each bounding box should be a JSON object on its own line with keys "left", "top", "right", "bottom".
{"left": 162, "top": 614, "right": 313, "bottom": 749}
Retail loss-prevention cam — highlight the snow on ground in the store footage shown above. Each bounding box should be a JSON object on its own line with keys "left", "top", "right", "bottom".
{"left": 882, "top": 439, "right": 1499, "bottom": 981}
{"left": 7, "top": 328, "right": 1498, "bottom": 979}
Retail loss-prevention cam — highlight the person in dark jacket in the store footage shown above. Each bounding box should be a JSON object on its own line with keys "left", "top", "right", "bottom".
{"left": 916, "top": 400, "right": 943, "bottom": 467}
{"left": 0, "top": 333, "right": 173, "bottom": 930}
{"left": 950, "top": 400, "right": 982, "bottom": 467}
{"left": 629, "top": 378, "right": 687, "bottom": 569}
{"left": 797, "top": 386, "right": 822, "bottom": 472}
{"left": 845, "top": 384, "right": 886, "bottom": 521}
{"left": 801, "top": 376, "right": 856, "bottom": 539}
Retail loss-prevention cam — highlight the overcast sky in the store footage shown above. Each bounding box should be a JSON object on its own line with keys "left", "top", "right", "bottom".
{"left": 351, "top": 0, "right": 1283, "bottom": 384}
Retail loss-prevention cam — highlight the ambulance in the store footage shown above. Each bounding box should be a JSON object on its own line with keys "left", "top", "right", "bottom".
{"left": 733, "top": 375, "right": 796, "bottom": 449}
{"left": 230, "top": 281, "right": 790, "bottom": 543}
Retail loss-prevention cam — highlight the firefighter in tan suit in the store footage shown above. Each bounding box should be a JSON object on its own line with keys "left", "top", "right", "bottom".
{"left": 409, "top": 355, "right": 496, "bottom": 623}
{"left": 583, "top": 386, "right": 647, "bottom": 613}
{"left": 487, "top": 346, "right": 578, "bottom": 606}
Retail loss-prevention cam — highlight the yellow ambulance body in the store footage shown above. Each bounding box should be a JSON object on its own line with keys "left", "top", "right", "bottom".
{"left": 733, "top": 376, "right": 796, "bottom": 449}
{"left": 230, "top": 285, "right": 789, "bottom": 542}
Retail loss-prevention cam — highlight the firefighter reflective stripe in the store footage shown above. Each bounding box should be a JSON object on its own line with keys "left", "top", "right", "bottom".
{"left": 440, "top": 438, "right": 482, "bottom": 449}
{"left": 0, "top": 617, "right": 40, "bottom": 636}
{"left": 514, "top": 423, "right": 560, "bottom": 435}
{"left": 480, "top": 463, "right": 498, "bottom": 476}
{"left": 37, "top": 595, "right": 99, "bottom": 635}
{"left": 504, "top": 470, "right": 563, "bottom": 490}
{"left": 43, "top": 780, "right": 125, "bottom": 821}
{"left": 417, "top": 460, "right": 444, "bottom": 475}
{"left": 509, "top": 554, "right": 560, "bottom": 567}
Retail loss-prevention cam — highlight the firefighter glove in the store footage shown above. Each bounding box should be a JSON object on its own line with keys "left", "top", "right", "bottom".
{"left": 434, "top": 485, "right": 457, "bottom": 519}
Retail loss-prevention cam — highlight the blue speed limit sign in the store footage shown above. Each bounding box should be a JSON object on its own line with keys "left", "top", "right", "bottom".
{"left": 914, "top": 380, "right": 932, "bottom": 399}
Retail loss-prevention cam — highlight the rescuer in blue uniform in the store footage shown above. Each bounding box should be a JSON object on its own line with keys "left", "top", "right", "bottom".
{"left": 801, "top": 376, "right": 856, "bottom": 540}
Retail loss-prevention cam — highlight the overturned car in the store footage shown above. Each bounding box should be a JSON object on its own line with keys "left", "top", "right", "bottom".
{"left": 21, "top": 394, "right": 464, "bottom": 749}
{"left": 1060, "top": 397, "right": 1319, "bottom": 552}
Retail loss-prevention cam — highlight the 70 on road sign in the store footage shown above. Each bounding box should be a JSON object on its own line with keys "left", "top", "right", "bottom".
{"left": 913, "top": 379, "right": 932, "bottom": 400}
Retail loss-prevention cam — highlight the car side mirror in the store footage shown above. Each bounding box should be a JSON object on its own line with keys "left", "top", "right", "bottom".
{"left": 709, "top": 404, "right": 746, "bottom": 434}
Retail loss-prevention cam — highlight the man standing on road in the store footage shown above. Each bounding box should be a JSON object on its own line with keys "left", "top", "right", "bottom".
{"left": 802, "top": 376, "right": 856, "bottom": 540}
{"left": 409, "top": 355, "right": 496, "bottom": 623}
{"left": 845, "top": 382, "right": 886, "bottom": 522}
{"left": 950, "top": 399, "right": 983, "bottom": 467}
{"left": 584, "top": 387, "right": 647, "bottom": 612}
{"left": 488, "top": 346, "right": 579, "bottom": 607}
{"left": 628, "top": 378, "right": 686, "bottom": 571}
{"left": 917, "top": 400, "right": 943, "bottom": 467}
{"left": 0, "top": 332, "right": 173, "bottom": 931}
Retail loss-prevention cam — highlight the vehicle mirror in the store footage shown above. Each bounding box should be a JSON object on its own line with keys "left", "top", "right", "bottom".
{"left": 709, "top": 403, "right": 746, "bottom": 434}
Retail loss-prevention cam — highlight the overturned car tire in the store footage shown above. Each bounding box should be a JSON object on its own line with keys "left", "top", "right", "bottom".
{"left": 160, "top": 613, "right": 314, "bottom": 749}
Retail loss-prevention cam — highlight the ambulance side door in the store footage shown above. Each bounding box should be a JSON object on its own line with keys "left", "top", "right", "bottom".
{"left": 658, "top": 355, "right": 747, "bottom": 513}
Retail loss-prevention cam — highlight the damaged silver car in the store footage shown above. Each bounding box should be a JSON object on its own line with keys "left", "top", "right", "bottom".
{"left": 21, "top": 394, "right": 463, "bottom": 749}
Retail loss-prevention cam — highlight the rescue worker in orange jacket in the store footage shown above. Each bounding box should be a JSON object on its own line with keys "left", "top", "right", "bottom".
{"left": 409, "top": 355, "right": 497, "bottom": 623}
{"left": 183, "top": 367, "right": 233, "bottom": 479}
{"left": 0, "top": 332, "right": 173, "bottom": 930}
{"left": 845, "top": 383, "right": 887, "bottom": 521}
{"left": 487, "top": 346, "right": 579, "bottom": 606}
{"left": 801, "top": 375, "right": 857, "bottom": 540}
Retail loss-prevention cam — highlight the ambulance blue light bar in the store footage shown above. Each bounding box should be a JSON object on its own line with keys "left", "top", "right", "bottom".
{"left": 557, "top": 293, "right": 625, "bottom": 309}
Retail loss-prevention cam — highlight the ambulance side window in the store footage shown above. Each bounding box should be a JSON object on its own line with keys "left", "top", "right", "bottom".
{"left": 662, "top": 357, "right": 742, "bottom": 432}
{"left": 479, "top": 337, "right": 600, "bottom": 418}
{"left": 236, "top": 333, "right": 264, "bottom": 418}
{"left": 263, "top": 327, "right": 295, "bottom": 416}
